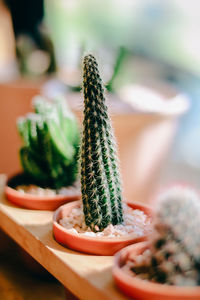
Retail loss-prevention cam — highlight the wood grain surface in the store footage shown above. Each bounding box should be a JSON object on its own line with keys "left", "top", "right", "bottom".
{"left": 0, "top": 178, "right": 129, "bottom": 300}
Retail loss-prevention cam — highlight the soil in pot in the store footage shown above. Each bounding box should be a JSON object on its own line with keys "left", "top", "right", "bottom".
{"left": 53, "top": 200, "right": 152, "bottom": 255}
{"left": 5, "top": 173, "right": 81, "bottom": 210}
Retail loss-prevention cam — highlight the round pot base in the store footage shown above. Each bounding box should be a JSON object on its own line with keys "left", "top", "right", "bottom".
{"left": 53, "top": 200, "right": 152, "bottom": 256}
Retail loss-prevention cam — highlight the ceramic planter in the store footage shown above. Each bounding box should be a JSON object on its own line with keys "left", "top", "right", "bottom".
{"left": 113, "top": 242, "right": 200, "bottom": 300}
{"left": 53, "top": 200, "right": 152, "bottom": 256}
{"left": 5, "top": 173, "right": 81, "bottom": 211}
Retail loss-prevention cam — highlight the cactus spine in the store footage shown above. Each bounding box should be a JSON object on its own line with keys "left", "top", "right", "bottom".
{"left": 132, "top": 186, "right": 200, "bottom": 286}
{"left": 81, "top": 54, "right": 123, "bottom": 231}
{"left": 17, "top": 96, "right": 80, "bottom": 189}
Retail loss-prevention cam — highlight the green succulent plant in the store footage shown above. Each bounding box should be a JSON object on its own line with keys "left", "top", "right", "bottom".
{"left": 17, "top": 95, "right": 80, "bottom": 189}
{"left": 81, "top": 54, "right": 123, "bottom": 232}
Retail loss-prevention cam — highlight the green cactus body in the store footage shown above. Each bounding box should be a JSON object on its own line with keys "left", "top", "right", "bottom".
{"left": 17, "top": 96, "right": 80, "bottom": 189}
{"left": 132, "top": 186, "right": 200, "bottom": 286}
{"left": 81, "top": 54, "right": 123, "bottom": 231}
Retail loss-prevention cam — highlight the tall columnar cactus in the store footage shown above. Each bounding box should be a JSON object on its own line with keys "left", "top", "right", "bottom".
{"left": 132, "top": 186, "right": 200, "bottom": 286}
{"left": 81, "top": 54, "right": 123, "bottom": 231}
{"left": 17, "top": 96, "right": 80, "bottom": 189}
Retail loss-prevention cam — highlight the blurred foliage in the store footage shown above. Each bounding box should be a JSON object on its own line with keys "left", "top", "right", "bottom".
{"left": 6, "top": 0, "right": 56, "bottom": 76}
{"left": 44, "top": 0, "right": 200, "bottom": 88}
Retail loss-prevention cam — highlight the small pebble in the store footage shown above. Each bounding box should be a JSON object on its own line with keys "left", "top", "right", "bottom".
{"left": 16, "top": 184, "right": 80, "bottom": 196}
{"left": 59, "top": 203, "right": 151, "bottom": 238}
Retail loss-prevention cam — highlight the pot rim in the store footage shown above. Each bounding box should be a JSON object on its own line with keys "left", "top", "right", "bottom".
{"left": 53, "top": 200, "right": 152, "bottom": 243}
{"left": 5, "top": 172, "right": 81, "bottom": 202}
{"left": 5, "top": 185, "right": 80, "bottom": 202}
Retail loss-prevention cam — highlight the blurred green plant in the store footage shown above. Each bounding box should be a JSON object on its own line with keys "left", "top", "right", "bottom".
{"left": 44, "top": 0, "right": 132, "bottom": 91}
{"left": 105, "top": 47, "right": 128, "bottom": 93}
{"left": 17, "top": 96, "right": 80, "bottom": 189}
{"left": 44, "top": 0, "right": 200, "bottom": 84}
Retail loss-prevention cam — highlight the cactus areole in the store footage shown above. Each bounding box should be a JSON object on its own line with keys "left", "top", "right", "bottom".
{"left": 81, "top": 54, "right": 123, "bottom": 231}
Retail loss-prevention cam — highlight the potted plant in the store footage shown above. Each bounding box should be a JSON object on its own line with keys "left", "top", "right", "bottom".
{"left": 66, "top": 68, "right": 189, "bottom": 206}
{"left": 53, "top": 54, "right": 152, "bottom": 255}
{"left": 113, "top": 185, "right": 200, "bottom": 299}
{"left": 5, "top": 95, "right": 81, "bottom": 210}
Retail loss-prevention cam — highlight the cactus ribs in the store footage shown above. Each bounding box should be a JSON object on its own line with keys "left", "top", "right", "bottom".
{"left": 81, "top": 54, "right": 123, "bottom": 231}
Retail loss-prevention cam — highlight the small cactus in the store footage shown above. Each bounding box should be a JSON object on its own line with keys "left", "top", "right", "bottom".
{"left": 81, "top": 54, "right": 123, "bottom": 231}
{"left": 17, "top": 96, "right": 80, "bottom": 189}
{"left": 131, "top": 186, "right": 200, "bottom": 286}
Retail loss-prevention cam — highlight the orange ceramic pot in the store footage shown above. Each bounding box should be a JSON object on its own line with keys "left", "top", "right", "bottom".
{"left": 53, "top": 200, "right": 152, "bottom": 256}
{"left": 5, "top": 173, "right": 81, "bottom": 211}
{"left": 113, "top": 242, "right": 200, "bottom": 300}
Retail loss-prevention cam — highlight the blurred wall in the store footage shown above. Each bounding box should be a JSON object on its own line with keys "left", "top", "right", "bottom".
{"left": 0, "top": 81, "right": 40, "bottom": 176}
{"left": 0, "top": 0, "right": 17, "bottom": 80}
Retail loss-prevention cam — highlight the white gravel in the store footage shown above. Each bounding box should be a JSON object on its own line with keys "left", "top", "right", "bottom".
{"left": 59, "top": 203, "right": 151, "bottom": 238}
{"left": 16, "top": 184, "right": 80, "bottom": 196}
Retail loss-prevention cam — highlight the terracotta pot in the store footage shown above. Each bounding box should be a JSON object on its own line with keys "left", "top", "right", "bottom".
{"left": 5, "top": 173, "right": 81, "bottom": 211}
{"left": 113, "top": 242, "right": 200, "bottom": 300}
{"left": 53, "top": 200, "right": 152, "bottom": 256}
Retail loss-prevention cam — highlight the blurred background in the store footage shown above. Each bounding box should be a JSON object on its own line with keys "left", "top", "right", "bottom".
{"left": 0, "top": 1, "right": 200, "bottom": 299}
{"left": 1, "top": 0, "right": 200, "bottom": 188}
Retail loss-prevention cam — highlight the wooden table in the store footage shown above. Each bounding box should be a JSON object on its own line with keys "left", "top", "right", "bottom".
{"left": 0, "top": 177, "right": 128, "bottom": 300}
